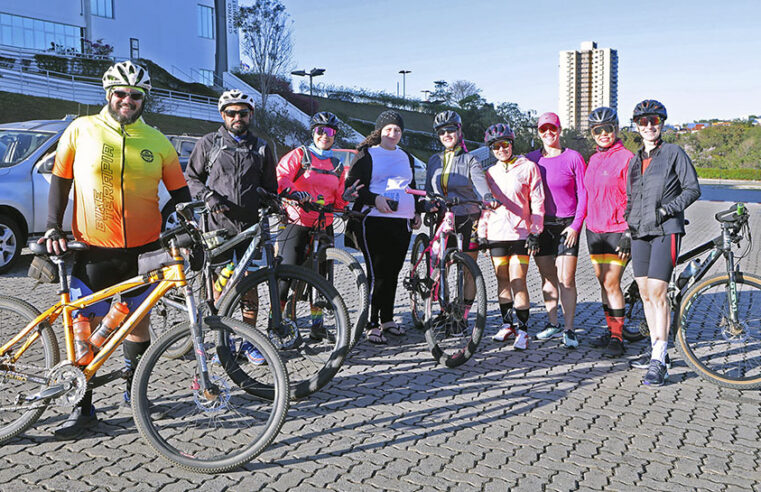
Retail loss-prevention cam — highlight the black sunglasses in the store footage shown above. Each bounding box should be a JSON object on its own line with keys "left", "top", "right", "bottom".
{"left": 437, "top": 126, "right": 458, "bottom": 136}
{"left": 591, "top": 124, "right": 616, "bottom": 136}
{"left": 112, "top": 90, "right": 144, "bottom": 101}
{"left": 224, "top": 109, "right": 251, "bottom": 118}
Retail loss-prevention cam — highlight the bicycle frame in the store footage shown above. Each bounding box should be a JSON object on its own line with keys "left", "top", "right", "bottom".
{"left": 0, "top": 246, "right": 188, "bottom": 381}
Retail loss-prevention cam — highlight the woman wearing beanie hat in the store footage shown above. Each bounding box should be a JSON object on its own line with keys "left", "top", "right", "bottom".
{"left": 526, "top": 112, "right": 587, "bottom": 349}
{"left": 425, "top": 110, "right": 493, "bottom": 333}
{"left": 348, "top": 110, "right": 424, "bottom": 344}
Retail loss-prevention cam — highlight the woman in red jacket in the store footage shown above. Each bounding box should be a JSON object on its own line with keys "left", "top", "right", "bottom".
{"left": 584, "top": 107, "right": 634, "bottom": 359}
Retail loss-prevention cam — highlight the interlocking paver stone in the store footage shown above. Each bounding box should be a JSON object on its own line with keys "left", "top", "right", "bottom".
{"left": 0, "top": 199, "right": 760, "bottom": 490}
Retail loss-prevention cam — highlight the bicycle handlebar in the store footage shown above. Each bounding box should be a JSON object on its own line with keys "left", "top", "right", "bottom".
{"left": 405, "top": 187, "right": 490, "bottom": 209}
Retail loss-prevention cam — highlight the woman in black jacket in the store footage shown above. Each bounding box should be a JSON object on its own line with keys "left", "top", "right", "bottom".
{"left": 348, "top": 111, "right": 422, "bottom": 344}
{"left": 624, "top": 99, "right": 700, "bottom": 386}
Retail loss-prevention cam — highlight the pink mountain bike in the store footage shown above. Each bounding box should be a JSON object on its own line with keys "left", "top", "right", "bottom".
{"left": 403, "top": 188, "right": 487, "bottom": 368}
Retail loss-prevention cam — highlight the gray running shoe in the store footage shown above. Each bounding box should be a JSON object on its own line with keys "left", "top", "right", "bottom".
{"left": 643, "top": 359, "right": 669, "bottom": 387}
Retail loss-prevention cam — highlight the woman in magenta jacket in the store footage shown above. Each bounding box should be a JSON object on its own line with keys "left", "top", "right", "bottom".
{"left": 584, "top": 107, "right": 634, "bottom": 359}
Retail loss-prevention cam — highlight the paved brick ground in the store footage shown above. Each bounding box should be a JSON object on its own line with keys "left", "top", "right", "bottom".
{"left": 1, "top": 199, "right": 761, "bottom": 491}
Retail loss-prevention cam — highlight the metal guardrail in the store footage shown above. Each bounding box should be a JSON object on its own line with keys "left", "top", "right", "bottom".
{"left": 0, "top": 45, "right": 219, "bottom": 121}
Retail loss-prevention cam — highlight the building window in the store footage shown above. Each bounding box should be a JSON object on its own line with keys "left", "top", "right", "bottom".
{"left": 197, "top": 5, "right": 214, "bottom": 39}
{"left": 198, "top": 69, "right": 214, "bottom": 86}
{"left": 130, "top": 38, "right": 139, "bottom": 59}
{"left": 0, "top": 12, "right": 82, "bottom": 53}
{"left": 91, "top": 0, "right": 114, "bottom": 18}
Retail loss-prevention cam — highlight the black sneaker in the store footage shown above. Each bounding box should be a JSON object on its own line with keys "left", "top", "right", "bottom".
{"left": 630, "top": 352, "right": 671, "bottom": 370}
{"left": 603, "top": 337, "right": 624, "bottom": 358}
{"left": 591, "top": 333, "right": 611, "bottom": 348}
{"left": 54, "top": 405, "right": 98, "bottom": 440}
{"left": 643, "top": 359, "right": 669, "bottom": 387}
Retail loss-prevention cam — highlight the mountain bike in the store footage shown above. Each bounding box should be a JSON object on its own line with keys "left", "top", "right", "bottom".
{"left": 152, "top": 189, "right": 352, "bottom": 400}
{"left": 403, "top": 189, "right": 487, "bottom": 368}
{"left": 0, "top": 200, "right": 289, "bottom": 473}
{"left": 215, "top": 189, "right": 351, "bottom": 399}
{"left": 623, "top": 203, "right": 761, "bottom": 389}
{"left": 285, "top": 198, "right": 369, "bottom": 350}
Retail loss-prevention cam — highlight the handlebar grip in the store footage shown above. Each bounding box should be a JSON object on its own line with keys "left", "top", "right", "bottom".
{"left": 405, "top": 187, "right": 427, "bottom": 197}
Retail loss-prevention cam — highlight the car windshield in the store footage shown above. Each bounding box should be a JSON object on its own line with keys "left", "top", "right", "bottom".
{"left": 0, "top": 130, "right": 54, "bottom": 168}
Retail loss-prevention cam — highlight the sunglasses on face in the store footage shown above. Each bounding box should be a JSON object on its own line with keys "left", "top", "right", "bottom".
{"left": 538, "top": 124, "right": 558, "bottom": 134}
{"left": 591, "top": 124, "right": 616, "bottom": 136}
{"left": 636, "top": 115, "right": 662, "bottom": 127}
{"left": 223, "top": 109, "right": 251, "bottom": 118}
{"left": 437, "top": 127, "right": 458, "bottom": 136}
{"left": 112, "top": 90, "right": 144, "bottom": 101}
{"left": 314, "top": 126, "right": 337, "bottom": 137}
{"left": 490, "top": 140, "right": 512, "bottom": 151}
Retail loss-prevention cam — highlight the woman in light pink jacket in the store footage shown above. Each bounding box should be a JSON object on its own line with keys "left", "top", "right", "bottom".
{"left": 478, "top": 124, "right": 544, "bottom": 351}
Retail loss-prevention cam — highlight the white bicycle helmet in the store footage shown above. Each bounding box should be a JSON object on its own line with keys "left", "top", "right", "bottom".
{"left": 102, "top": 61, "right": 152, "bottom": 92}
{"left": 218, "top": 90, "right": 256, "bottom": 112}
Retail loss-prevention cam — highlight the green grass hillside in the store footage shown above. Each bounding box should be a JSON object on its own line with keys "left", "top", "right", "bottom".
{"left": 0, "top": 91, "right": 221, "bottom": 136}
{"left": 312, "top": 95, "right": 434, "bottom": 133}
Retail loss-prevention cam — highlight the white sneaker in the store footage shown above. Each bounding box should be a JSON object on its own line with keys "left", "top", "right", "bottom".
{"left": 513, "top": 329, "right": 529, "bottom": 351}
{"left": 492, "top": 323, "right": 517, "bottom": 342}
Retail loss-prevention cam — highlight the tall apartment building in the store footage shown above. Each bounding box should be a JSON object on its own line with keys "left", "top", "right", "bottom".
{"left": 0, "top": 0, "right": 240, "bottom": 85}
{"left": 558, "top": 41, "right": 618, "bottom": 131}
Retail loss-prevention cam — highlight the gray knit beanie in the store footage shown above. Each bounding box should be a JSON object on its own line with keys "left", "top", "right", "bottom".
{"left": 374, "top": 110, "right": 404, "bottom": 132}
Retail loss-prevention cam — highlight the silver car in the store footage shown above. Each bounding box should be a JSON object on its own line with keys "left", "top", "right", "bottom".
{"left": 0, "top": 116, "right": 196, "bottom": 273}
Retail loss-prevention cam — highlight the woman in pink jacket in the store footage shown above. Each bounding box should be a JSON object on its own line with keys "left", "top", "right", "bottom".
{"left": 584, "top": 107, "right": 634, "bottom": 358}
{"left": 479, "top": 124, "right": 544, "bottom": 351}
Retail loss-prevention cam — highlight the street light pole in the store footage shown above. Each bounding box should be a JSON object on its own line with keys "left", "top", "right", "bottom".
{"left": 291, "top": 67, "right": 325, "bottom": 116}
{"left": 399, "top": 70, "right": 411, "bottom": 99}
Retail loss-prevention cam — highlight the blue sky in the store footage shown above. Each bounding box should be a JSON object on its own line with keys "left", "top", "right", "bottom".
{"left": 275, "top": 0, "right": 761, "bottom": 124}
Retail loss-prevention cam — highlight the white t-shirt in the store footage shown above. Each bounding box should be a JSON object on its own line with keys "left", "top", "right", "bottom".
{"left": 366, "top": 146, "right": 415, "bottom": 219}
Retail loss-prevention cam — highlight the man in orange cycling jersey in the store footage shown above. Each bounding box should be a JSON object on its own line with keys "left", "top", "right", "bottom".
{"left": 42, "top": 61, "right": 191, "bottom": 439}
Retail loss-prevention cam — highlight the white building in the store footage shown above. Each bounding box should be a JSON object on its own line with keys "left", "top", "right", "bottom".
{"left": 0, "top": 0, "right": 240, "bottom": 85}
{"left": 558, "top": 41, "right": 618, "bottom": 131}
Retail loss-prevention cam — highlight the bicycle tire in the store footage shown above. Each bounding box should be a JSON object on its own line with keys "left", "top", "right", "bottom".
{"left": 424, "top": 250, "right": 486, "bottom": 368}
{"left": 0, "top": 296, "right": 59, "bottom": 444}
{"left": 675, "top": 272, "right": 761, "bottom": 390}
{"left": 320, "top": 247, "right": 369, "bottom": 350}
{"left": 218, "top": 264, "right": 350, "bottom": 400}
{"left": 622, "top": 281, "right": 647, "bottom": 342}
{"left": 132, "top": 316, "right": 289, "bottom": 473}
{"left": 409, "top": 234, "right": 430, "bottom": 331}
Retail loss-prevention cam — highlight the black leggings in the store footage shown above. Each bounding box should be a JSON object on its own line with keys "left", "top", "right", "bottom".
{"left": 276, "top": 223, "right": 332, "bottom": 300}
{"left": 359, "top": 216, "right": 412, "bottom": 325}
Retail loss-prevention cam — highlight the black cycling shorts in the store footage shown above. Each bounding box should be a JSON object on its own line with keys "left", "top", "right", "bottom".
{"left": 631, "top": 234, "right": 682, "bottom": 282}
{"left": 536, "top": 217, "right": 578, "bottom": 257}
{"left": 443, "top": 213, "right": 480, "bottom": 252}
{"left": 70, "top": 241, "right": 160, "bottom": 317}
{"left": 586, "top": 230, "right": 627, "bottom": 267}
{"left": 489, "top": 240, "right": 529, "bottom": 260}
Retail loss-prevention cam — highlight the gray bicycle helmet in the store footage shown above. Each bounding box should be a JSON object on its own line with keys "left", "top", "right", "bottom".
{"left": 433, "top": 110, "right": 462, "bottom": 131}
{"left": 310, "top": 111, "right": 340, "bottom": 130}
{"left": 484, "top": 123, "right": 515, "bottom": 145}
{"left": 588, "top": 107, "right": 619, "bottom": 127}
{"left": 102, "top": 61, "right": 151, "bottom": 92}
{"left": 633, "top": 99, "right": 667, "bottom": 120}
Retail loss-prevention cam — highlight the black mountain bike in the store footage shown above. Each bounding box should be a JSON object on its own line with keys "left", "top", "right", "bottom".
{"left": 623, "top": 203, "right": 761, "bottom": 389}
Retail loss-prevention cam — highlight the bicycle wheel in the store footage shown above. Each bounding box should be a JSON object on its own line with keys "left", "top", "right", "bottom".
{"left": 219, "top": 264, "right": 350, "bottom": 399}
{"left": 408, "top": 233, "right": 430, "bottom": 331}
{"left": 0, "top": 296, "right": 59, "bottom": 444}
{"left": 675, "top": 272, "right": 761, "bottom": 390}
{"left": 132, "top": 316, "right": 289, "bottom": 473}
{"left": 424, "top": 250, "right": 486, "bottom": 368}
{"left": 623, "top": 281, "right": 647, "bottom": 342}
{"left": 320, "top": 247, "right": 369, "bottom": 350}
